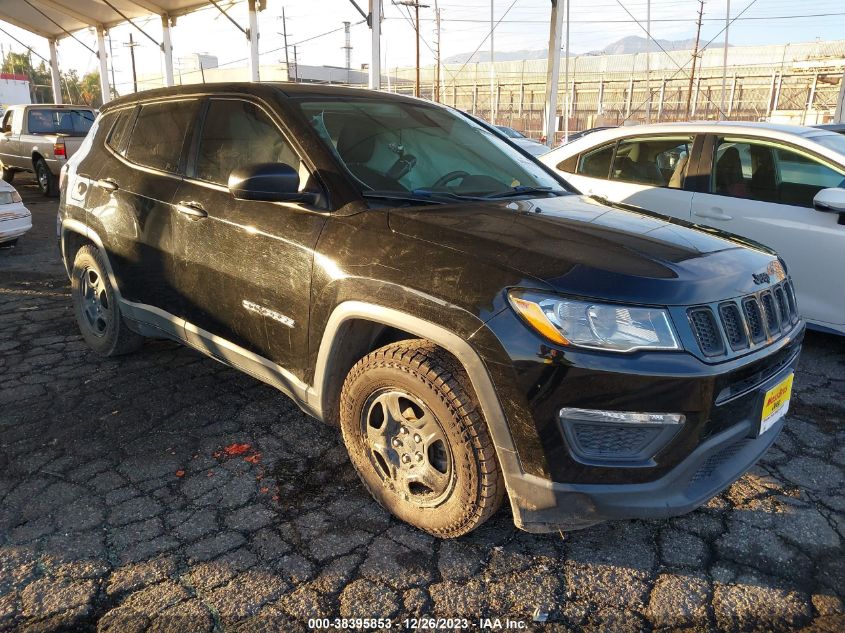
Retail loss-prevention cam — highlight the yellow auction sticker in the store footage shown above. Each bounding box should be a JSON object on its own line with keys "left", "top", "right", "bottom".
{"left": 760, "top": 373, "right": 793, "bottom": 435}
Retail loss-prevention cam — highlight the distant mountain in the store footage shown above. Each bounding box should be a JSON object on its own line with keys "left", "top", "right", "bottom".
{"left": 444, "top": 36, "right": 724, "bottom": 64}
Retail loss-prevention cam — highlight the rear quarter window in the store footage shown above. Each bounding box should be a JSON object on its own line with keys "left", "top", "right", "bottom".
{"left": 105, "top": 108, "right": 136, "bottom": 154}
{"left": 125, "top": 100, "right": 199, "bottom": 174}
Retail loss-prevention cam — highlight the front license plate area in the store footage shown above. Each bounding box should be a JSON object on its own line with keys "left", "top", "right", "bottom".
{"left": 759, "top": 373, "right": 793, "bottom": 436}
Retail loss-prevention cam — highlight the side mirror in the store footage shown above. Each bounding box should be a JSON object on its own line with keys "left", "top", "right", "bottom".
{"left": 813, "top": 187, "right": 845, "bottom": 225}
{"left": 228, "top": 162, "right": 318, "bottom": 204}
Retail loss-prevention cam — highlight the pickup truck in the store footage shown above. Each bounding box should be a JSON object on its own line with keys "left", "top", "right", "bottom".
{"left": 0, "top": 104, "right": 96, "bottom": 196}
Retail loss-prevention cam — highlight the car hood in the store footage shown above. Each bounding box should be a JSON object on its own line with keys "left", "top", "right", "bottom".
{"left": 388, "top": 194, "right": 781, "bottom": 306}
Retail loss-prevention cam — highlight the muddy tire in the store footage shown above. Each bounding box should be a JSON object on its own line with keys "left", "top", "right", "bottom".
{"left": 71, "top": 245, "right": 144, "bottom": 356}
{"left": 35, "top": 158, "right": 57, "bottom": 197}
{"left": 339, "top": 339, "right": 504, "bottom": 538}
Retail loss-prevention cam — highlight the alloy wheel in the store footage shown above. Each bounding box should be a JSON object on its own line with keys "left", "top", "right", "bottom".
{"left": 362, "top": 388, "right": 454, "bottom": 507}
{"left": 79, "top": 266, "right": 111, "bottom": 337}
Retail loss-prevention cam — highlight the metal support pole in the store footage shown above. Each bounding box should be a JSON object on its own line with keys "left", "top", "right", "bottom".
{"left": 626, "top": 75, "right": 634, "bottom": 118}
{"left": 370, "top": 0, "right": 382, "bottom": 89}
{"left": 646, "top": 0, "right": 651, "bottom": 122}
{"left": 766, "top": 72, "right": 777, "bottom": 117}
{"left": 96, "top": 26, "right": 111, "bottom": 104}
{"left": 773, "top": 72, "right": 783, "bottom": 115}
{"left": 805, "top": 73, "right": 819, "bottom": 125}
{"left": 721, "top": 0, "right": 730, "bottom": 119}
{"left": 728, "top": 74, "right": 737, "bottom": 117}
{"left": 835, "top": 70, "right": 845, "bottom": 123}
{"left": 597, "top": 79, "right": 604, "bottom": 115}
{"left": 490, "top": 0, "right": 495, "bottom": 121}
{"left": 691, "top": 78, "right": 700, "bottom": 117}
{"left": 247, "top": 0, "right": 259, "bottom": 82}
{"left": 657, "top": 77, "right": 666, "bottom": 119}
{"left": 161, "top": 14, "right": 174, "bottom": 87}
{"left": 563, "top": 0, "right": 570, "bottom": 142}
{"left": 48, "top": 38, "right": 61, "bottom": 104}
{"left": 543, "top": 0, "right": 564, "bottom": 146}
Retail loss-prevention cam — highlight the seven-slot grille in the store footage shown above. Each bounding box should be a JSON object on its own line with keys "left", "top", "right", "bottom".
{"left": 688, "top": 279, "right": 799, "bottom": 357}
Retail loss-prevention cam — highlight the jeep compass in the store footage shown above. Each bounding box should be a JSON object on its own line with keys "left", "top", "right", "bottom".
{"left": 59, "top": 83, "right": 804, "bottom": 537}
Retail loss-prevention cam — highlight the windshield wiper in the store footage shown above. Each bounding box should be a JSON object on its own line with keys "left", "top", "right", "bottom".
{"left": 483, "top": 185, "right": 566, "bottom": 199}
{"left": 362, "top": 191, "right": 448, "bottom": 205}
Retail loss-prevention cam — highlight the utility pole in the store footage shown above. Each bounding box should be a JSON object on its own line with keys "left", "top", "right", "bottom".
{"left": 342, "top": 21, "right": 352, "bottom": 84}
{"left": 434, "top": 2, "right": 441, "bottom": 102}
{"left": 490, "top": 0, "right": 495, "bottom": 121}
{"left": 646, "top": 0, "right": 651, "bottom": 122}
{"left": 281, "top": 6, "right": 290, "bottom": 78}
{"left": 293, "top": 45, "right": 299, "bottom": 82}
{"left": 124, "top": 33, "right": 139, "bottom": 93}
{"left": 107, "top": 34, "right": 117, "bottom": 98}
{"left": 721, "top": 0, "right": 730, "bottom": 119}
{"left": 685, "top": 0, "right": 705, "bottom": 120}
{"left": 396, "top": 1, "right": 429, "bottom": 98}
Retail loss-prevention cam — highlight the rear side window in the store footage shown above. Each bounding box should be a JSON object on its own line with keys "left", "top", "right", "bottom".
{"left": 577, "top": 143, "right": 615, "bottom": 179}
{"left": 194, "top": 99, "right": 300, "bottom": 185}
{"left": 106, "top": 108, "right": 135, "bottom": 154}
{"left": 126, "top": 100, "right": 199, "bottom": 173}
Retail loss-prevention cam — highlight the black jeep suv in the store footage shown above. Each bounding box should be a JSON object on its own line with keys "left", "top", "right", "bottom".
{"left": 59, "top": 83, "right": 804, "bottom": 537}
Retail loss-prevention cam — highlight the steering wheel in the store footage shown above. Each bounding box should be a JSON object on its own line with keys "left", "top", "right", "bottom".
{"left": 432, "top": 170, "right": 470, "bottom": 189}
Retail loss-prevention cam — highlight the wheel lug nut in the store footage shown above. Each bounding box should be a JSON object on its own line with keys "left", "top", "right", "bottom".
{"left": 400, "top": 427, "right": 408, "bottom": 434}
{"left": 413, "top": 434, "right": 421, "bottom": 443}
{"left": 416, "top": 453, "right": 423, "bottom": 462}
{"left": 392, "top": 438, "right": 402, "bottom": 447}
{"left": 402, "top": 455, "right": 411, "bottom": 464}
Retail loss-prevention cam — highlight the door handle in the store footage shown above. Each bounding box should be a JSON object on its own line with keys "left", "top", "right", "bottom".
{"left": 694, "top": 207, "right": 733, "bottom": 221}
{"left": 95, "top": 178, "right": 119, "bottom": 192}
{"left": 176, "top": 200, "right": 208, "bottom": 219}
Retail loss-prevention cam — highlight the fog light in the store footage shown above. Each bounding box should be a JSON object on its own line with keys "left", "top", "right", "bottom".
{"left": 559, "top": 408, "right": 685, "bottom": 465}
{"left": 559, "top": 408, "right": 685, "bottom": 425}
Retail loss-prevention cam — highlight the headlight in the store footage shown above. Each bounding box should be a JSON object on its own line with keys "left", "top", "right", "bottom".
{"left": 508, "top": 290, "right": 681, "bottom": 352}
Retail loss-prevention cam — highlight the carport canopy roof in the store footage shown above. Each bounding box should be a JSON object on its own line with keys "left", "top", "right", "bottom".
{"left": 0, "top": 1, "right": 214, "bottom": 39}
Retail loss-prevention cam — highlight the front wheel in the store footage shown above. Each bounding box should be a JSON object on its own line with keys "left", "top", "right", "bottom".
{"left": 34, "top": 158, "right": 57, "bottom": 197}
{"left": 339, "top": 340, "right": 504, "bottom": 538}
{"left": 71, "top": 245, "right": 144, "bottom": 356}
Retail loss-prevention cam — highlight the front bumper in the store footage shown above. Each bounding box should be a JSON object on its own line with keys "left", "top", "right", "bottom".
{"left": 0, "top": 213, "right": 32, "bottom": 243}
{"left": 477, "top": 306, "right": 803, "bottom": 532}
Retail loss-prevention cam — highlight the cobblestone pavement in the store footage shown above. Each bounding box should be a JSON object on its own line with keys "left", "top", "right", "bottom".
{"left": 1, "top": 181, "right": 843, "bottom": 632}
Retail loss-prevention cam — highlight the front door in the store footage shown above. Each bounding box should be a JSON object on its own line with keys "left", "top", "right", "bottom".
{"left": 563, "top": 134, "right": 698, "bottom": 220}
{"left": 690, "top": 135, "right": 845, "bottom": 331}
{"left": 172, "top": 97, "right": 327, "bottom": 377}
{"left": 0, "top": 110, "right": 21, "bottom": 169}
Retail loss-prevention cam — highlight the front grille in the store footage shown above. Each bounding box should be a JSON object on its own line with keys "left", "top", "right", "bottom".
{"left": 743, "top": 298, "right": 766, "bottom": 343}
{"left": 571, "top": 423, "right": 661, "bottom": 458}
{"left": 689, "top": 439, "right": 751, "bottom": 485}
{"left": 760, "top": 291, "right": 780, "bottom": 333}
{"left": 687, "top": 279, "right": 798, "bottom": 359}
{"left": 689, "top": 308, "right": 725, "bottom": 356}
{"left": 719, "top": 303, "right": 747, "bottom": 351}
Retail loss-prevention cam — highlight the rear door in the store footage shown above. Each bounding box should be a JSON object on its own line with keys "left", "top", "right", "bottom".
{"left": 90, "top": 98, "right": 200, "bottom": 318}
{"left": 172, "top": 96, "right": 328, "bottom": 374}
{"left": 690, "top": 135, "right": 845, "bottom": 330}
{"left": 558, "top": 134, "right": 699, "bottom": 219}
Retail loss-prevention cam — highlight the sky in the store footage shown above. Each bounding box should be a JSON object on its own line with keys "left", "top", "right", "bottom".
{"left": 0, "top": 0, "right": 844, "bottom": 94}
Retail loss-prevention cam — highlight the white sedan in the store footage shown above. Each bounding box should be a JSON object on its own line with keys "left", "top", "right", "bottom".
{"left": 541, "top": 122, "right": 845, "bottom": 336}
{"left": 0, "top": 179, "right": 31, "bottom": 247}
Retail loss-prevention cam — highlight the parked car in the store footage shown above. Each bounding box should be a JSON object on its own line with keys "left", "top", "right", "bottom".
{"left": 0, "top": 104, "right": 97, "bottom": 196}
{"left": 0, "top": 180, "right": 30, "bottom": 247}
{"left": 60, "top": 84, "right": 803, "bottom": 537}
{"left": 495, "top": 125, "right": 549, "bottom": 156}
{"left": 541, "top": 122, "right": 845, "bottom": 336}
{"left": 814, "top": 123, "right": 845, "bottom": 135}
{"left": 560, "top": 126, "right": 617, "bottom": 145}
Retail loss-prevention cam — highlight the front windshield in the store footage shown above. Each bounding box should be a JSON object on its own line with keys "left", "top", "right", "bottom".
{"left": 298, "top": 99, "right": 563, "bottom": 198}
{"left": 806, "top": 132, "right": 845, "bottom": 158}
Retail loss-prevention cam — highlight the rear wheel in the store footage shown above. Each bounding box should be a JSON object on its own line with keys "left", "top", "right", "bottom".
{"left": 339, "top": 340, "right": 504, "bottom": 538}
{"left": 71, "top": 245, "right": 144, "bottom": 356}
{"left": 34, "top": 158, "right": 57, "bottom": 197}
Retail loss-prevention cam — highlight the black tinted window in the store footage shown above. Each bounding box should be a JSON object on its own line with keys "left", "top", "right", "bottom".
{"left": 577, "top": 143, "right": 615, "bottom": 179}
{"left": 126, "top": 100, "right": 198, "bottom": 173}
{"left": 195, "top": 99, "right": 299, "bottom": 185}
{"left": 27, "top": 108, "right": 94, "bottom": 136}
{"left": 106, "top": 108, "right": 134, "bottom": 153}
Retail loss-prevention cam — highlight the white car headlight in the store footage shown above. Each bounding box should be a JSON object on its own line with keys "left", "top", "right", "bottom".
{"left": 508, "top": 290, "right": 681, "bottom": 352}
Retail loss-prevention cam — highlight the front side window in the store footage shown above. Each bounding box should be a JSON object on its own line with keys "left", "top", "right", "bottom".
{"left": 125, "top": 100, "right": 199, "bottom": 173}
{"left": 195, "top": 99, "right": 301, "bottom": 186}
{"left": 576, "top": 143, "right": 614, "bottom": 178}
{"left": 610, "top": 136, "right": 692, "bottom": 188}
{"left": 27, "top": 108, "right": 94, "bottom": 136}
{"left": 298, "top": 99, "right": 561, "bottom": 197}
{"left": 1, "top": 110, "right": 13, "bottom": 133}
{"left": 712, "top": 137, "right": 845, "bottom": 207}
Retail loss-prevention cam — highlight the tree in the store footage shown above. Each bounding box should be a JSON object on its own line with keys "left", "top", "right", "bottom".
{"left": 1, "top": 51, "right": 52, "bottom": 102}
